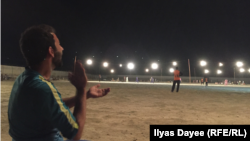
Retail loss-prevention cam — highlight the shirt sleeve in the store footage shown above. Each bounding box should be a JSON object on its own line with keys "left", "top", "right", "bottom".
{"left": 35, "top": 82, "right": 79, "bottom": 140}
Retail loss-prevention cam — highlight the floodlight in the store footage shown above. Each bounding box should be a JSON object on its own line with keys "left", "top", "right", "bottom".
{"left": 86, "top": 59, "right": 92, "bottom": 65}
{"left": 217, "top": 70, "right": 222, "bottom": 74}
{"left": 151, "top": 63, "right": 158, "bottom": 69}
{"left": 103, "top": 62, "right": 108, "bottom": 67}
{"left": 236, "top": 62, "right": 243, "bottom": 67}
{"left": 127, "top": 63, "right": 134, "bottom": 69}
{"left": 200, "top": 61, "right": 207, "bottom": 66}
{"left": 239, "top": 68, "right": 245, "bottom": 72}
{"left": 205, "top": 69, "right": 209, "bottom": 73}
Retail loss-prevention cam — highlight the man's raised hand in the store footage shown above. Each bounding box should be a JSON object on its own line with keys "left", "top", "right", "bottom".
{"left": 68, "top": 60, "right": 88, "bottom": 90}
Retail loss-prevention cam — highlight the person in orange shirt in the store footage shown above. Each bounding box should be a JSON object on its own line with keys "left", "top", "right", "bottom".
{"left": 171, "top": 67, "right": 183, "bottom": 92}
{"left": 201, "top": 78, "right": 204, "bottom": 85}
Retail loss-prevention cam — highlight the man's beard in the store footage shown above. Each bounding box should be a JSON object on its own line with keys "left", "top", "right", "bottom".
{"left": 52, "top": 51, "right": 63, "bottom": 68}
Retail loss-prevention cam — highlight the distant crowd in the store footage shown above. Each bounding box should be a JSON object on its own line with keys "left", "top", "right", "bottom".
{"left": 0, "top": 70, "right": 8, "bottom": 81}
{"left": 1, "top": 74, "right": 9, "bottom": 81}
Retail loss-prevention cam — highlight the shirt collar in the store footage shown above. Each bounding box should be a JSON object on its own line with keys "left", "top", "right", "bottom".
{"left": 25, "top": 66, "right": 52, "bottom": 82}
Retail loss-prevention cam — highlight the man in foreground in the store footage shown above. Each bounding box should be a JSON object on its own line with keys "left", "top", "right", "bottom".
{"left": 171, "top": 67, "right": 183, "bottom": 92}
{"left": 8, "top": 24, "right": 110, "bottom": 141}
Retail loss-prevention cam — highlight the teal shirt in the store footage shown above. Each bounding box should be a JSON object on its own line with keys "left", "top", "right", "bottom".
{"left": 8, "top": 67, "right": 78, "bottom": 141}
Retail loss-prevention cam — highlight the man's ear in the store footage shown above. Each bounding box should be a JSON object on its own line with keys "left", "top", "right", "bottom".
{"left": 48, "top": 46, "right": 55, "bottom": 57}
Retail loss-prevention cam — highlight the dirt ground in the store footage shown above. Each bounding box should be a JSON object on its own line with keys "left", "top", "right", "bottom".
{"left": 1, "top": 81, "right": 250, "bottom": 141}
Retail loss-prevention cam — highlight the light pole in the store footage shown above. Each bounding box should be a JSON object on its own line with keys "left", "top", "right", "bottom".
{"left": 200, "top": 60, "right": 207, "bottom": 83}
{"left": 127, "top": 62, "right": 134, "bottom": 76}
{"left": 234, "top": 68, "right": 235, "bottom": 83}
{"left": 188, "top": 59, "right": 191, "bottom": 83}
{"left": 234, "top": 61, "right": 243, "bottom": 84}
{"left": 103, "top": 62, "right": 108, "bottom": 76}
{"left": 161, "top": 68, "right": 162, "bottom": 82}
{"left": 85, "top": 59, "right": 93, "bottom": 79}
{"left": 111, "top": 69, "right": 114, "bottom": 80}
{"left": 194, "top": 68, "right": 196, "bottom": 82}
{"left": 151, "top": 63, "right": 158, "bottom": 82}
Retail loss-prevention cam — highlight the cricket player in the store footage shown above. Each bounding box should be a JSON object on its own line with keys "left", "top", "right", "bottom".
{"left": 171, "top": 67, "right": 183, "bottom": 92}
{"left": 201, "top": 78, "right": 204, "bottom": 85}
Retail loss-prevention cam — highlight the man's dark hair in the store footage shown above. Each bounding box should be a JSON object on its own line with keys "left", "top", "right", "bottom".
{"left": 20, "top": 24, "right": 57, "bottom": 67}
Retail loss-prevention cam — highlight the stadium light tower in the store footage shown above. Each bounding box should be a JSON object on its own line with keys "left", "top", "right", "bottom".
{"left": 173, "top": 62, "right": 177, "bottom": 66}
{"left": 86, "top": 59, "right": 92, "bottom": 65}
{"left": 219, "top": 62, "right": 223, "bottom": 67}
{"left": 169, "top": 68, "right": 174, "bottom": 73}
{"left": 200, "top": 60, "right": 207, "bottom": 66}
{"left": 103, "top": 62, "right": 108, "bottom": 67}
{"left": 217, "top": 70, "right": 222, "bottom": 74}
{"left": 205, "top": 69, "right": 209, "bottom": 73}
{"left": 151, "top": 63, "right": 158, "bottom": 69}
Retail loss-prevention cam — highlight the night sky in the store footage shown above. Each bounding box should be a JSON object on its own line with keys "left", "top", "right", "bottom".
{"left": 2, "top": 0, "right": 250, "bottom": 77}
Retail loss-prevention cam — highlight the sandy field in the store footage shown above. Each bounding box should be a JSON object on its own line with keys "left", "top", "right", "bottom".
{"left": 1, "top": 81, "right": 250, "bottom": 141}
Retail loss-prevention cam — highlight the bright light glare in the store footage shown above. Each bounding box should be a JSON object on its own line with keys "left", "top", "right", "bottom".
{"left": 217, "top": 70, "right": 222, "bottom": 74}
{"left": 110, "top": 69, "right": 114, "bottom": 73}
{"left": 145, "top": 69, "right": 149, "bottom": 72}
{"left": 151, "top": 63, "right": 158, "bottom": 69}
{"left": 119, "top": 64, "right": 122, "bottom": 67}
{"left": 205, "top": 69, "right": 209, "bottom": 73}
{"left": 86, "top": 59, "right": 92, "bottom": 65}
{"left": 103, "top": 62, "right": 108, "bottom": 67}
{"left": 249, "top": 69, "right": 250, "bottom": 73}
{"left": 219, "top": 63, "right": 223, "bottom": 66}
{"left": 200, "top": 61, "right": 207, "bottom": 66}
{"left": 236, "top": 62, "right": 243, "bottom": 67}
{"left": 240, "top": 68, "right": 245, "bottom": 72}
{"left": 173, "top": 62, "right": 177, "bottom": 66}
{"left": 169, "top": 68, "right": 174, "bottom": 73}
{"left": 127, "top": 63, "right": 134, "bottom": 69}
